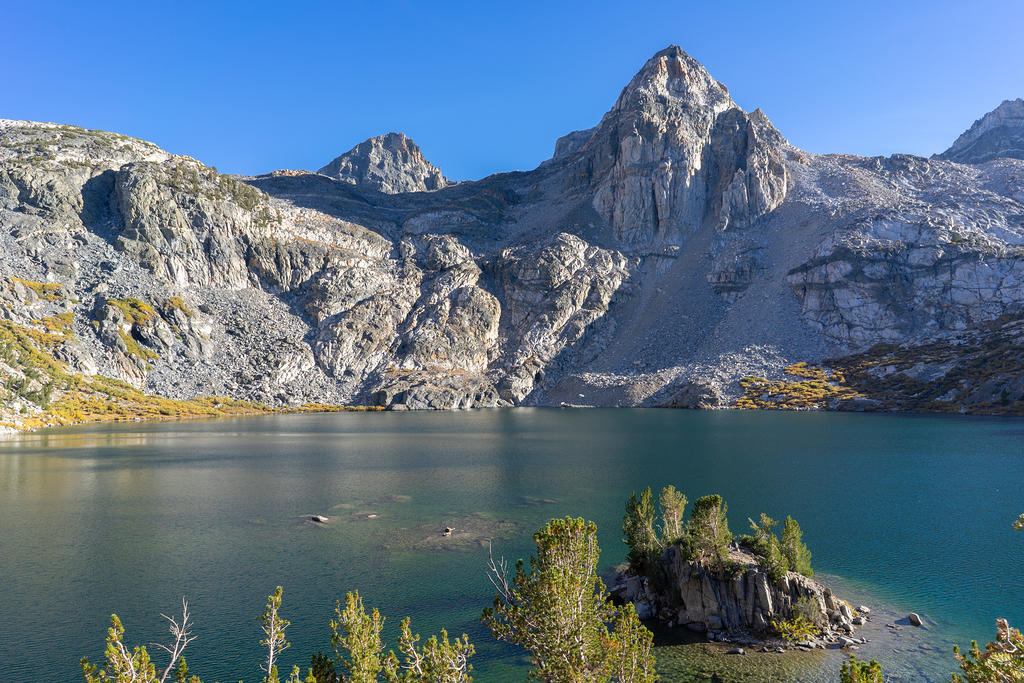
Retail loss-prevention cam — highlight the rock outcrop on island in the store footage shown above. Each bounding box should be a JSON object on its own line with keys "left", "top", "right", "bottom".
{"left": 0, "top": 45, "right": 1023, "bottom": 426}
{"left": 614, "top": 544, "right": 863, "bottom": 644}
{"left": 317, "top": 132, "right": 449, "bottom": 193}
{"left": 937, "top": 98, "right": 1024, "bottom": 164}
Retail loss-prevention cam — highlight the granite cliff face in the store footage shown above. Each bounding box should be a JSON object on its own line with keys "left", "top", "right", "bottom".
{"left": 937, "top": 98, "right": 1024, "bottom": 164}
{"left": 317, "top": 132, "right": 449, "bottom": 193}
{"left": 1, "top": 46, "right": 1023, "bottom": 426}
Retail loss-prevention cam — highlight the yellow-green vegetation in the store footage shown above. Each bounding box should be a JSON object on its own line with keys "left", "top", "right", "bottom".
{"left": 0, "top": 317, "right": 357, "bottom": 431}
{"left": 840, "top": 655, "right": 884, "bottom": 682}
{"left": 163, "top": 296, "right": 194, "bottom": 317}
{"left": 770, "top": 615, "right": 820, "bottom": 644}
{"left": 33, "top": 311, "right": 74, "bottom": 337}
{"left": 294, "top": 402, "right": 384, "bottom": 413}
{"left": 733, "top": 315, "right": 1024, "bottom": 415}
{"left": 83, "top": 585, "right": 477, "bottom": 683}
{"left": 24, "top": 326, "right": 69, "bottom": 349}
{"left": 117, "top": 331, "right": 159, "bottom": 361}
{"left": 953, "top": 619, "right": 1024, "bottom": 682}
{"left": 825, "top": 314, "right": 1024, "bottom": 415}
{"left": 483, "top": 517, "right": 657, "bottom": 683}
{"left": 31, "top": 378, "right": 272, "bottom": 428}
{"left": 106, "top": 298, "right": 160, "bottom": 360}
{"left": 9, "top": 277, "right": 64, "bottom": 302}
{"left": 735, "top": 362, "right": 862, "bottom": 410}
{"left": 0, "top": 319, "right": 69, "bottom": 381}
{"left": 107, "top": 297, "right": 156, "bottom": 325}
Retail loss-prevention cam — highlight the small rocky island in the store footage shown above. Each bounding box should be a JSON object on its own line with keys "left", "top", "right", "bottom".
{"left": 613, "top": 487, "right": 871, "bottom": 653}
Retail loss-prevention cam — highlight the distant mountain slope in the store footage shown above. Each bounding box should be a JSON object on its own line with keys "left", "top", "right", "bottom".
{"left": 1, "top": 47, "right": 1023, "bottom": 427}
{"left": 936, "top": 98, "right": 1024, "bottom": 164}
{"left": 317, "top": 132, "right": 449, "bottom": 193}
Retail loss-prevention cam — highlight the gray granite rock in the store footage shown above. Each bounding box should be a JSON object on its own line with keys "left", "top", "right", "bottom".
{"left": 0, "top": 45, "right": 1022, "bottom": 422}
{"left": 937, "top": 99, "right": 1024, "bottom": 164}
{"left": 317, "top": 132, "right": 448, "bottom": 193}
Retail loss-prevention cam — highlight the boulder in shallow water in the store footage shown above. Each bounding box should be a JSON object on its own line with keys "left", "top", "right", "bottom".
{"left": 908, "top": 612, "right": 924, "bottom": 627}
{"left": 310, "top": 515, "right": 329, "bottom": 523}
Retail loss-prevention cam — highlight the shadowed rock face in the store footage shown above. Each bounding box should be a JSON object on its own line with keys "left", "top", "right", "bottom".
{"left": 0, "top": 46, "right": 1022, "bottom": 422}
{"left": 317, "top": 132, "right": 449, "bottom": 193}
{"left": 616, "top": 545, "right": 862, "bottom": 639}
{"left": 937, "top": 99, "right": 1024, "bottom": 164}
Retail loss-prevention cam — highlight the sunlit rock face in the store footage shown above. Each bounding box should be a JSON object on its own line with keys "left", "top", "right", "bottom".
{"left": 937, "top": 98, "right": 1024, "bottom": 164}
{"left": 566, "top": 46, "right": 789, "bottom": 247}
{"left": 318, "top": 132, "right": 449, "bottom": 194}
{"left": 0, "top": 47, "right": 1022, "bottom": 419}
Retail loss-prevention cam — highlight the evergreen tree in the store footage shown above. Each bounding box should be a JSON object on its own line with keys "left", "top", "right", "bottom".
{"left": 839, "top": 655, "right": 884, "bottom": 682}
{"left": 622, "top": 488, "right": 660, "bottom": 573}
{"left": 657, "top": 486, "right": 687, "bottom": 545}
{"left": 309, "top": 652, "right": 338, "bottom": 683}
{"left": 762, "top": 533, "right": 789, "bottom": 584}
{"left": 780, "top": 516, "right": 813, "bottom": 577}
{"left": 331, "top": 592, "right": 387, "bottom": 682}
{"left": 261, "top": 587, "right": 291, "bottom": 683}
{"left": 81, "top": 599, "right": 200, "bottom": 683}
{"left": 483, "top": 517, "right": 657, "bottom": 682}
{"left": 383, "top": 618, "right": 474, "bottom": 682}
{"left": 688, "top": 495, "right": 731, "bottom": 567}
{"left": 747, "top": 513, "right": 779, "bottom": 549}
{"left": 953, "top": 618, "right": 1024, "bottom": 682}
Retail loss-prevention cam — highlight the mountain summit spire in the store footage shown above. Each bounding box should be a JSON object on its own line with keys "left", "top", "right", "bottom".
{"left": 611, "top": 45, "right": 734, "bottom": 117}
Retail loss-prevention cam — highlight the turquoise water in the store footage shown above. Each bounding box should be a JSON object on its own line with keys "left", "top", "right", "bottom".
{"left": 0, "top": 409, "right": 1021, "bottom": 682}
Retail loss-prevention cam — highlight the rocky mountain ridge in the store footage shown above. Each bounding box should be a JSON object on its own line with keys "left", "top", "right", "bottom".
{"left": 1, "top": 46, "right": 1023, "bottom": 426}
{"left": 937, "top": 98, "right": 1024, "bottom": 164}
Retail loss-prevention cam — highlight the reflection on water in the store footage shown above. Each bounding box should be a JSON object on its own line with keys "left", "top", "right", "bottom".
{"left": 0, "top": 409, "right": 1022, "bottom": 682}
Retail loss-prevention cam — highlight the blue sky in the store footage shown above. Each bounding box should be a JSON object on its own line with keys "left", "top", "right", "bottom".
{"left": 2, "top": 0, "right": 1021, "bottom": 180}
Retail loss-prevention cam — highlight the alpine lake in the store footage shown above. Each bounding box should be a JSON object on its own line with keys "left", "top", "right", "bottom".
{"left": 1, "top": 409, "right": 1022, "bottom": 682}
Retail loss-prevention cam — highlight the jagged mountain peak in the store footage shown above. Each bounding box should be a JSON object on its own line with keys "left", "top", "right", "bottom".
{"left": 4, "top": 49, "right": 1024, "bottom": 424}
{"left": 937, "top": 97, "right": 1024, "bottom": 164}
{"left": 611, "top": 45, "right": 735, "bottom": 118}
{"left": 317, "top": 131, "right": 449, "bottom": 193}
{"left": 564, "top": 46, "right": 787, "bottom": 246}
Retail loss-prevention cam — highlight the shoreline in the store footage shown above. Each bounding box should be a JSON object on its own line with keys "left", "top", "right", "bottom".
{"left": 6, "top": 401, "right": 1024, "bottom": 437}
{"left": 0, "top": 403, "right": 384, "bottom": 434}
{"left": 640, "top": 571, "right": 960, "bottom": 682}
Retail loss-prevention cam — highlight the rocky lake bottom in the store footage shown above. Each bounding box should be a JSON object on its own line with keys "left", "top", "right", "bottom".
{"left": 0, "top": 408, "right": 1021, "bottom": 681}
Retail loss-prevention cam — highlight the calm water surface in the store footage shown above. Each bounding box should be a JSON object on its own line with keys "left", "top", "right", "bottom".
{"left": 1, "top": 409, "right": 1022, "bottom": 682}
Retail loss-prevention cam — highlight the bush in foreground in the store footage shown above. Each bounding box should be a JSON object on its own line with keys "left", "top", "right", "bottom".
{"left": 839, "top": 655, "right": 883, "bottom": 683}
{"left": 80, "top": 587, "right": 473, "bottom": 683}
{"left": 483, "top": 516, "right": 656, "bottom": 682}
